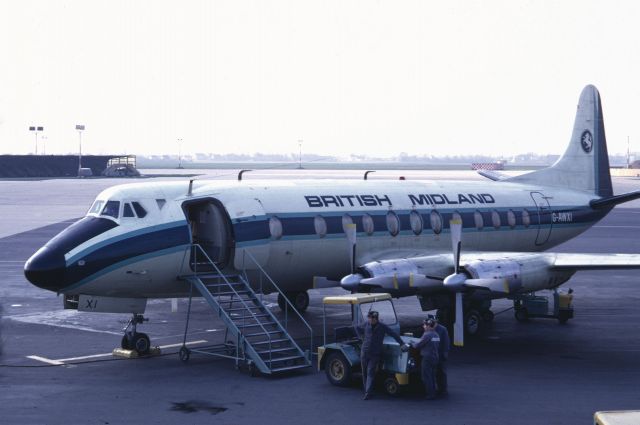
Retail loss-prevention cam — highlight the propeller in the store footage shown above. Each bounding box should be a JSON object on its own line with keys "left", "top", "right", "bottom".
{"left": 443, "top": 218, "right": 466, "bottom": 347}
{"left": 345, "top": 223, "right": 357, "bottom": 274}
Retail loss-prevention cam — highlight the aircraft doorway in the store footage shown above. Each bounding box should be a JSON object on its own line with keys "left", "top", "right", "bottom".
{"left": 184, "top": 199, "right": 233, "bottom": 268}
{"left": 530, "top": 191, "right": 552, "bottom": 246}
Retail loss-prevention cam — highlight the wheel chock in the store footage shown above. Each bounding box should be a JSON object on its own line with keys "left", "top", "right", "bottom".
{"left": 112, "top": 346, "right": 161, "bottom": 359}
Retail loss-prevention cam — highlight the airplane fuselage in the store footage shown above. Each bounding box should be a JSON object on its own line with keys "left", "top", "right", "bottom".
{"left": 24, "top": 178, "right": 608, "bottom": 299}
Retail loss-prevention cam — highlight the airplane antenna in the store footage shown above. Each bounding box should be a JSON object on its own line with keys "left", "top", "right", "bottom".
{"left": 187, "top": 179, "right": 194, "bottom": 196}
{"left": 364, "top": 170, "right": 376, "bottom": 180}
{"left": 238, "top": 169, "right": 252, "bottom": 181}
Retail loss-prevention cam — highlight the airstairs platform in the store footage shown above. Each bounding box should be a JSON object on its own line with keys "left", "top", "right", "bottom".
{"left": 178, "top": 245, "right": 312, "bottom": 375}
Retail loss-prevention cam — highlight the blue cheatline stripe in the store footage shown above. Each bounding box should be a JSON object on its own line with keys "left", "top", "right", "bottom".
{"left": 61, "top": 244, "right": 190, "bottom": 293}
{"left": 233, "top": 205, "right": 605, "bottom": 244}
{"left": 66, "top": 220, "right": 187, "bottom": 266}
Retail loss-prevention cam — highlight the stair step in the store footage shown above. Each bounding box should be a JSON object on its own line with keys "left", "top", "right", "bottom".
{"left": 251, "top": 338, "right": 290, "bottom": 346}
{"left": 211, "top": 291, "right": 251, "bottom": 297}
{"left": 193, "top": 273, "right": 240, "bottom": 280}
{"left": 226, "top": 306, "right": 263, "bottom": 312}
{"left": 231, "top": 313, "right": 271, "bottom": 319}
{"left": 264, "top": 355, "right": 305, "bottom": 364}
{"left": 270, "top": 364, "right": 311, "bottom": 373}
{"left": 245, "top": 330, "right": 284, "bottom": 337}
{"left": 256, "top": 346, "right": 296, "bottom": 355}
{"left": 236, "top": 322, "right": 278, "bottom": 329}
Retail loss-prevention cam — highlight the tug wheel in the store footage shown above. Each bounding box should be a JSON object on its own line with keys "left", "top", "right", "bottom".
{"left": 325, "top": 352, "right": 352, "bottom": 387}
{"left": 383, "top": 376, "right": 401, "bottom": 396}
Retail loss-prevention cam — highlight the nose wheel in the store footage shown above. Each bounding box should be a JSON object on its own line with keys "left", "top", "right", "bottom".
{"left": 121, "top": 314, "right": 151, "bottom": 355}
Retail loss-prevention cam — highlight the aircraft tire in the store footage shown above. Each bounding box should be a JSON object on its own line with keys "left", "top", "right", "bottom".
{"left": 515, "top": 308, "right": 529, "bottom": 322}
{"left": 132, "top": 332, "right": 151, "bottom": 355}
{"left": 481, "top": 310, "right": 495, "bottom": 323}
{"left": 121, "top": 335, "right": 130, "bottom": 350}
{"left": 278, "top": 291, "right": 309, "bottom": 313}
{"left": 464, "top": 310, "right": 482, "bottom": 336}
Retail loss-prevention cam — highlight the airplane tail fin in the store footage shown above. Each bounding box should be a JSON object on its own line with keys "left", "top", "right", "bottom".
{"left": 507, "top": 85, "right": 613, "bottom": 197}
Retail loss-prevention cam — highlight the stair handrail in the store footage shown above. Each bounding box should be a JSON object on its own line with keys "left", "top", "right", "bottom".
{"left": 240, "top": 249, "right": 313, "bottom": 362}
{"left": 186, "top": 244, "right": 276, "bottom": 365}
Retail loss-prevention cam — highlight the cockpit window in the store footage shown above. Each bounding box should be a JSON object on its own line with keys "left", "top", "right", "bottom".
{"left": 101, "top": 201, "right": 120, "bottom": 219}
{"left": 88, "top": 200, "right": 104, "bottom": 215}
{"left": 132, "top": 202, "right": 147, "bottom": 218}
{"left": 123, "top": 203, "right": 135, "bottom": 218}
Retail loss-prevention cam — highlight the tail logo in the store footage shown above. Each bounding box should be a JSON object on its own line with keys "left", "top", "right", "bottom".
{"left": 581, "top": 130, "right": 593, "bottom": 153}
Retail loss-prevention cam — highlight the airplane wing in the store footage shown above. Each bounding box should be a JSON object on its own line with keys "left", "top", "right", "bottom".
{"left": 551, "top": 253, "right": 640, "bottom": 270}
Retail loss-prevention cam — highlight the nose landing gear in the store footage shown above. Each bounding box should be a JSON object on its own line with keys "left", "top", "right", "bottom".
{"left": 121, "top": 314, "right": 151, "bottom": 355}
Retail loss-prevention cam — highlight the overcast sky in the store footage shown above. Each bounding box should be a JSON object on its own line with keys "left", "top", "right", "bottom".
{"left": 1, "top": 0, "right": 639, "bottom": 158}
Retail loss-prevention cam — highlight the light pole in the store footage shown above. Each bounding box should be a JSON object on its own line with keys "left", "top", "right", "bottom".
{"left": 76, "top": 124, "right": 85, "bottom": 174}
{"left": 28, "top": 126, "right": 43, "bottom": 154}
{"left": 297, "top": 139, "right": 303, "bottom": 169}
{"left": 41, "top": 136, "right": 47, "bottom": 155}
{"left": 177, "top": 138, "right": 183, "bottom": 169}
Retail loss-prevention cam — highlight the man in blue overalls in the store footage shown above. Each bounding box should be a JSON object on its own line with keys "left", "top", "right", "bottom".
{"left": 356, "top": 310, "right": 404, "bottom": 400}
{"left": 411, "top": 318, "right": 441, "bottom": 400}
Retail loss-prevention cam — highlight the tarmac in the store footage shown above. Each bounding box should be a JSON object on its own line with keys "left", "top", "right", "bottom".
{"left": 1, "top": 170, "right": 640, "bottom": 424}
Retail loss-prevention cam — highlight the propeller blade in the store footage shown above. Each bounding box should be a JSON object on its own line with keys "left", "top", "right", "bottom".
{"left": 464, "top": 278, "right": 510, "bottom": 294}
{"left": 345, "top": 223, "right": 357, "bottom": 274}
{"left": 449, "top": 219, "right": 462, "bottom": 274}
{"left": 453, "top": 292, "right": 464, "bottom": 347}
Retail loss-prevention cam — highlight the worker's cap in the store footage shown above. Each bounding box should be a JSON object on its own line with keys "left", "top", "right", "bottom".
{"left": 367, "top": 311, "right": 379, "bottom": 319}
{"left": 423, "top": 318, "right": 436, "bottom": 327}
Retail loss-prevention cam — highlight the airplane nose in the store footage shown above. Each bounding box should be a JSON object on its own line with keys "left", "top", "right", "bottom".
{"left": 24, "top": 246, "right": 66, "bottom": 292}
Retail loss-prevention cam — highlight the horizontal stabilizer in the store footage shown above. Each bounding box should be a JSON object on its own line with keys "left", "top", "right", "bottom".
{"left": 477, "top": 170, "right": 510, "bottom": 181}
{"left": 590, "top": 191, "right": 640, "bottom": 209}
{"left": 553, "top": 253, "right": 640, "bottom": 270}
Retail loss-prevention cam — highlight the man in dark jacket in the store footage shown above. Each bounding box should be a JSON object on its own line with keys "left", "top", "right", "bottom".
{"left": 432, "top": 316, "right": 451, "bottom": 396}
{"left": 355, "top": 310, "right": 404, "bottom": 400}
{"left": 411, "top": 318, "right": 440, "bottom": 400}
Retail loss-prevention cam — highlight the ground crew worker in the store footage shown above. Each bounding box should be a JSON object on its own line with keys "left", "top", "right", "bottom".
{"left": 355, "top": 310, "right": 404, "bottom": 400}
{"left": 411, "top": 318, "right": 440, "bottom": 400}
{"left": 431, "top": 315, "right": 450, "bottom": 396}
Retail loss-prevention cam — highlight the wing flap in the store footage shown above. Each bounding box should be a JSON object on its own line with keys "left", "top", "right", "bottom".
{"left": 552, "top": 253, "right": 640, "bottom": 270}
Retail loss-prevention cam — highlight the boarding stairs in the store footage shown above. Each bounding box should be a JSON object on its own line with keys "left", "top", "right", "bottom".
{"left": 179, "top": 245, "right": 312, "bottom": 375}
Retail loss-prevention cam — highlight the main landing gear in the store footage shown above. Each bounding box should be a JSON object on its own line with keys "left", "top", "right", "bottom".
{"left": 436, "top": 300, "right": 494, "bottom": 338}
{"left": 277, "top": 291, "right": 309, "bottom": 313}
{"left": 121, "top": 314, "right": 151, "bottom": 355}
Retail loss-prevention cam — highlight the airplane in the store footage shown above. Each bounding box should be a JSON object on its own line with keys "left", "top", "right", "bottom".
{"left": 24, "top": 85, "right": 640, "bottom": 352}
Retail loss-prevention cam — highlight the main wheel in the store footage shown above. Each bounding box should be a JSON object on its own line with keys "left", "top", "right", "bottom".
{"left": 481, "top": 310, "right": 495, "bottom": 322}
{"left": 383, "top": 376, "right": 401, "bottom": 396}
{"left": 325, "top": 352, "right": 352, "bottom": 387}
{"left": 278, "top": 291, "right": 310, "bottom": 313}
{"left": 465, "top": 310, "right": 482, "bottom": 336}
{"left": 515, "top": 308, "right": 529, "bottom": 322}
{"left": 132, "top": 332, "right": 151, "bottom": 355}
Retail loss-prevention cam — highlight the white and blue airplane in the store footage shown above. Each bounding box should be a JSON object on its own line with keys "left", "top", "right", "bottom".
{"left": 24, "top": 85, "right": 640, "bottom": 348}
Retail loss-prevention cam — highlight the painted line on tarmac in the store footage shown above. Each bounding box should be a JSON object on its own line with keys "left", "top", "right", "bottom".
{"left": 26, "top": 339, "right": 208, "bottom": 365}
{"left": 593, "top": 225, "right": 640, "bottom": 228}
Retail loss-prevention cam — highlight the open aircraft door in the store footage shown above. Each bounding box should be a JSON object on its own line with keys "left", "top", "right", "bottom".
{"left": 224, "top": 197, "right": 270, "bottom": 270}
{"left": 530, "top": 191, "right": 552, "bottom": 246}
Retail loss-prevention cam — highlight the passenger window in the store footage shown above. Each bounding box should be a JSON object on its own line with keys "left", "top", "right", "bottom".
{"left": 474, "top": 210, "right": 484, "bottom": 230}
{"left": 123, "top": 203, "right": 135, "bottom": 218}
{"left": 430, "top": 210, "right": 442, "bottom": 235}
{"left": 101, "top": 201, "right": 120, "bottom": 219}
{"left": 342, "top": 214, "right": 353, "bottom": 233}
{"left": 522, "top": 209, "right": 531, "bottom": 228}
{"left": 507, "top": 209, "right": 516, "bottom": 228}
{"left": 314, "top": 215, "right": 327, "bottom": 238}
{"left": 362, "top": 214, "right": 375, "bottom": 236}
{"left": 491, "top": 210, "right": 501, "bottom": 229}
{"left": 89, "top": 200, "right": 104, "bottom": 215}
{"left": 269, "top": 216, "right": 283, "bottom": 240}
{"left": 386, "top": 211, "right": 400, "bottom": 236}
{"left": 410, "top": 210, "right": 423, "bottom": 235}
{"left": 132, "top": 202, "right": 147, "bottom": 218}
